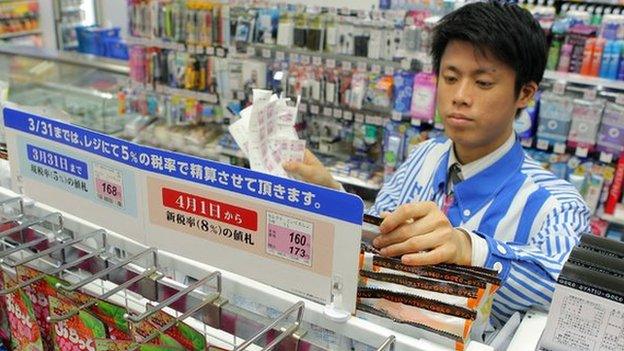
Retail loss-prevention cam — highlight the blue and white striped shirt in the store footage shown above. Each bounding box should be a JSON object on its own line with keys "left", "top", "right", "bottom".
{"left": 369, "top": 137, "right": 590, "bottom": 327}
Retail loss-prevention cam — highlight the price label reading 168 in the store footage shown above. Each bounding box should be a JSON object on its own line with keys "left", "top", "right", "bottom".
{"left": 100, "top": 182, "right": 118, "bottom": 197}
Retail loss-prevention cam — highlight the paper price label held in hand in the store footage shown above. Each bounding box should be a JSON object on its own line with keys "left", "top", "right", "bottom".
{"left": 266, "top": 211, "right": 313, "bottom": 266}
{"left": 94, "top": 163, "right": 124, "bottom": 208}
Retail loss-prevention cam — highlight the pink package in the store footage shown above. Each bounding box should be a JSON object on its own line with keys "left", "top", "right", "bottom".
{"left": 410, "top": 72, "right": 437, "bottom": 123}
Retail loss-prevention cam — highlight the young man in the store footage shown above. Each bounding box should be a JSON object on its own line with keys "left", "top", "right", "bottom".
{"left": 284, "top": 1, "right": 590, "bottom": 327}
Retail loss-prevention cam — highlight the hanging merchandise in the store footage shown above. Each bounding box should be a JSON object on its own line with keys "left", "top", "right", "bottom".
{"left": 536, "top": 91, "right": 574, "bottom": 145}
{"left": 514, "top": 91, "right": 541, "bottom": 140}
{"left": 410, "top": 72, "right": 437, "bottom": 124}
{"left": 392, "top": 71, "right": 415, "bottom": 114}
{"left": 597, "top": 102, "right": 624, "bottom": 156}
{"left": 567, "top": 98, "right": 606, "bottom": 150}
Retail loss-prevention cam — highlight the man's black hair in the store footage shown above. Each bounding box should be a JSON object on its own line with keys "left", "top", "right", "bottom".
{"left": 431, "top": 0, "right": 547, "bottom": 96}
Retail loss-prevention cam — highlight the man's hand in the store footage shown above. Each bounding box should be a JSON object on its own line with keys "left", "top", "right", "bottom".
{"left": 374, "top": 202, "right": 472, "bottom": 266}
{"left": 283, "top": 149, "right": 342, "bottom": 190}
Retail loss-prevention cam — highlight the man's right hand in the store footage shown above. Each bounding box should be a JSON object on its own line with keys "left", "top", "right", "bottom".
{"left": 283, "top": 149, "right": 342, "bottom": 190}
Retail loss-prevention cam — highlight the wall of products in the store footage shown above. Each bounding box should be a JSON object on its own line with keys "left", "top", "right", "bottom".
{"left": 119, "top": 0, "right": 624, "bottom": 240}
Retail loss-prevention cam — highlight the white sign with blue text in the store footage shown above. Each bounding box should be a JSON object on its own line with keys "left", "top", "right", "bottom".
{"left": 2, "top": 105, "right": 364, "bottom": 313}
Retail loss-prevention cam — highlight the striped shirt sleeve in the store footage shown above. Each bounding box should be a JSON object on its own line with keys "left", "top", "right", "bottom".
{"left": 476, "top": 199, "right": 590, "bottom": 327}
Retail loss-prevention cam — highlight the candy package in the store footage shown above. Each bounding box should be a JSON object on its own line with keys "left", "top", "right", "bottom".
{"left": 4, "top": 275, "right": 45, "bottom": 351}
{"left": 143, "top": 307, "right": 207, "bottom": 351}
{"left": 49, "top": 296, "right": 107, "bottom": 351}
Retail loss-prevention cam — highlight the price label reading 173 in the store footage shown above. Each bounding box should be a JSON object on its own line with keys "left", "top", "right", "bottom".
{"left": 266, "top": 211, "right": 313, "bottom": 267}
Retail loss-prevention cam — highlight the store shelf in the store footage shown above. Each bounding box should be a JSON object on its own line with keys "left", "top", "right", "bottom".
{"left": 247, "top": 43, "right": 408, "bottom": 71}
{"left": 599, "top": 213, "right": 624, "bottom": 226}
{"left": 0, "top": 29, "right": 41, "bottom": 40}
{"left": 543, "top": 70, "right": 624, "bottom": 91}
{"left": 0, "top": 45, "right": 129, "bottom": 74}
{"left": 61, "top": 5, "right": 82, "bottom": 12}
{"left": 126, "top": 36, "right": 229, "bottom": 57}
{"left": 130, "top": 81, "right": 219, "bottom": 104}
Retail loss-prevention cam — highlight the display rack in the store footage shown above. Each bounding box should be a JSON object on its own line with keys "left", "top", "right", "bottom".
{"left": 0, "top": 187, "right": 498, "bottom": 351}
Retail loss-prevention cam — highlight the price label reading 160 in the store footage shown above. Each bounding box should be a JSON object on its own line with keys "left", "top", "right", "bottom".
{"left": 289, "top": 232, "right": 309, "bottom": 258}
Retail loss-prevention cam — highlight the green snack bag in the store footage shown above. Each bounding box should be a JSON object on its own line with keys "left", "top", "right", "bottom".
{"left": 146, "top": 309, "right": 206, "bottom": 351}
{"left": 130, "top": 317, "right": 185, "bottom": 350}
{"left": 4, "top": 274, "right": 45, "bottom": 351}
{"left": 49, "top": 296, "right": 107, "bottom": 351}
{"left": 16, "top": 265, "right": 65, "bottom": 350}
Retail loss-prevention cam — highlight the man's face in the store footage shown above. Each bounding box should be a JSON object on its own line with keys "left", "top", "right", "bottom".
{"left": 437, "top": 40, "right": 530, "bottom": 151}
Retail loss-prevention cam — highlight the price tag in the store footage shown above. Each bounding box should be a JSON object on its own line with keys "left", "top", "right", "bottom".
{"left": 262, "top": 48, "right": 272, "bottom": 58}
{"left": 366, "top": 115, "right": 384, "bottom": 126}
{"left": 423, "top": 62, "right": 433, "bottom": 74}
{"left": 333, "top": 108, "right": 343, "bottom": 119}
{"left": 357, "top": 61, "right": 367, "bottom": 71}
{"left": 276, "top": 51, "right": 285, "bottom": 61}
{"left": 575, "top": 146, "right": 588, "bottom": 157}
{"left": 178, "top": 43, "right": 186, "bottom": 52}
{"left": 391, "top": 111, "right": 402, "bottom": 121}
{"left": 536, "top": 139, "right": 549, "bottom": 150}
{"left": 600, "top": 152, "right": 614, "bottom": 163}
{"left": 617, "top": 94, "right": 624, "bottom": 105}
{"left": 298, "top": 103, "right": 308, "bottom": 113}
{"left": 411, "top": 118, "right": 421, "bottom": 127}
{"left": 156, "top": 84, "right": 165, "bottom": 93}
{"left": 216, "top": 47, "right": 225, "bottom": 57}
{"left": 343, "top": 110, "right": 353, "bottom": 121}
{"left": 289, "top": 53, "right": 300, "bottom": 62}
{"left": 553, "top": 80, "right": 566, "bottom": 95}
{"left": 342, "top": 61, "right": 352, "bottom": 70}
{"left": 266, "top": 211, "right": 313, "bottom": 266}
{"left": 371, "top": 64, "right": 381, "bottom": 74}
{"left": 310, "top": 104, "right": 320, "bottom": 114}
{"left": 94, "top": 163, "right": 124, "bottom": 208}
{"left": 301, "top": 55, "right": 311, "bottom": 65}
{"left": 236, "top": 91, "right": 246, "bottom": 100}
{"left": 187, "top": 45, "right": 196, "bottom": 54}
{"left": 329, "top": 7, "right": 338, "bottom": 15}
{"left": 384, "top": 66, "right": 395, "bottom": 75}
{"left": 313, "top": 56, "right": 322, "bottom": 66}
{"left": 583, "top": 88, "right": 597, "bottom": 100}
{"left": 355, "top": 113, "right": 365, "bottom": 123}
{"left": 520, "top": 137, "right": 533, "bottom": 148}
{"left": 401, "top": 59, "right": 411, "bottom": 70}
{"left": 206, "top": 46, "right": 215, "bottom": 56}
{"left": 246, "top": 46, "right": 256, "bottom": 56}
{"left": 326, "top": 59, "right": 336, "bottom": 68}
{"left": 323, "top": 107, "right": 333, "bottom": 116}
{"left": 554, "top": 142, "right": 566, "bottom": 154}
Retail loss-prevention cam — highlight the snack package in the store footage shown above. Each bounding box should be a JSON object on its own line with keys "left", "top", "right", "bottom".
{"left": 16, "top": 265, "right": 65, "bottom": 350}
{"left": 49, "top": 296, "right": 107, "bottom": 351}
{"left": 130, "top": 317, "right": 185, "bottom": 350}
{"left": 4, "top": 275, "right": 45, "bottom": 351}
{"left": 357, "top": 287, "right": 475, "bottom": 338}
{"left": 144, "top": 308, "right": 206, "bottom": 351}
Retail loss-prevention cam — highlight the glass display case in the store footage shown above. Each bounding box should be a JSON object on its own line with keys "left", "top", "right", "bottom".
{"left": 0, "top": 44, "right": 129, "bottom": 134}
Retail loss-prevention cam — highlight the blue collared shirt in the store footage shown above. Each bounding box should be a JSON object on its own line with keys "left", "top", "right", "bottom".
{"left": 369, "top": 136, "right": 590, "bottom": 327}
